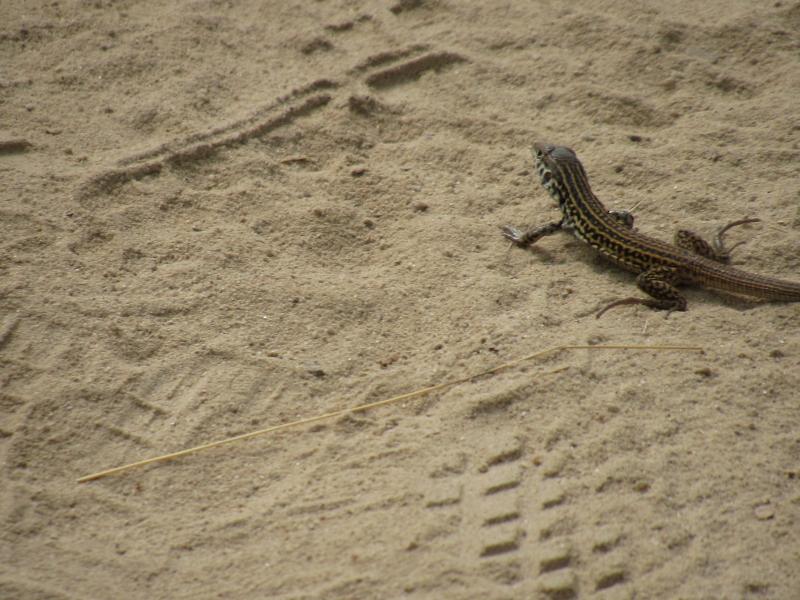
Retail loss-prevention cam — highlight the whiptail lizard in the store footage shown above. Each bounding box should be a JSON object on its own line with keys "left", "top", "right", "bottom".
{"left": 502, "top": 142, "right": 800, "bottom": 317}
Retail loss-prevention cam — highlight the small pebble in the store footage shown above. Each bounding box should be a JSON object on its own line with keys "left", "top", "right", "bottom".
{"left": 307, "top": 367, "right": 325, "bottom": 378}
{"left": 754, "top": 504, "right": 774, "bottom": 521}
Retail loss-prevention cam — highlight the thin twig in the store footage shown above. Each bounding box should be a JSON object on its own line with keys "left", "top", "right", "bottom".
{"left": 77, "top": 343, "right": 703, "bottom": 483}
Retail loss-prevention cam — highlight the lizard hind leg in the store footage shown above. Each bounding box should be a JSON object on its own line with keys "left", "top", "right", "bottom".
{"left": 674, "top": 217, "right": 760, "bottom": 263}
{"left": 596, "top": 266, "right": 687, "bottom": 318}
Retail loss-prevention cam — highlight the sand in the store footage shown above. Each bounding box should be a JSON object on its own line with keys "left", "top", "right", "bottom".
{"left": 2, "top": 0, "right": 800, "bottom": 598}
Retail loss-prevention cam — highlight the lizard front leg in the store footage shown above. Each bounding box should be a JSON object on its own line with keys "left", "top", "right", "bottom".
{"left": 501, "top": 219, "right": 564, "bottom": 247}
{"left": 608, "top": 210, "right": 635, "bottom": 229}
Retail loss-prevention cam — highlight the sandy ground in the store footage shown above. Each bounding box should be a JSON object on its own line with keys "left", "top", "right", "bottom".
{"left": 2, "top": 1, "right": 800, "bottom": 598}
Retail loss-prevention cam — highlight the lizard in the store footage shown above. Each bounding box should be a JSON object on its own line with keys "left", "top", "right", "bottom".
{"left": 502, "top": 142, "right": 800, "bottom": 317}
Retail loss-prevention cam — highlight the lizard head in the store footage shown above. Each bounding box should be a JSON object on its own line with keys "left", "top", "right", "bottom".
{"left": 531, "top": 142, "right": 584, "bottom": 208}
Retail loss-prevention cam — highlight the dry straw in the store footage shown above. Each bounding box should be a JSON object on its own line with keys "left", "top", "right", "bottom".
{"left": 78, "top": 343, "right": 703, "bottom": 483}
